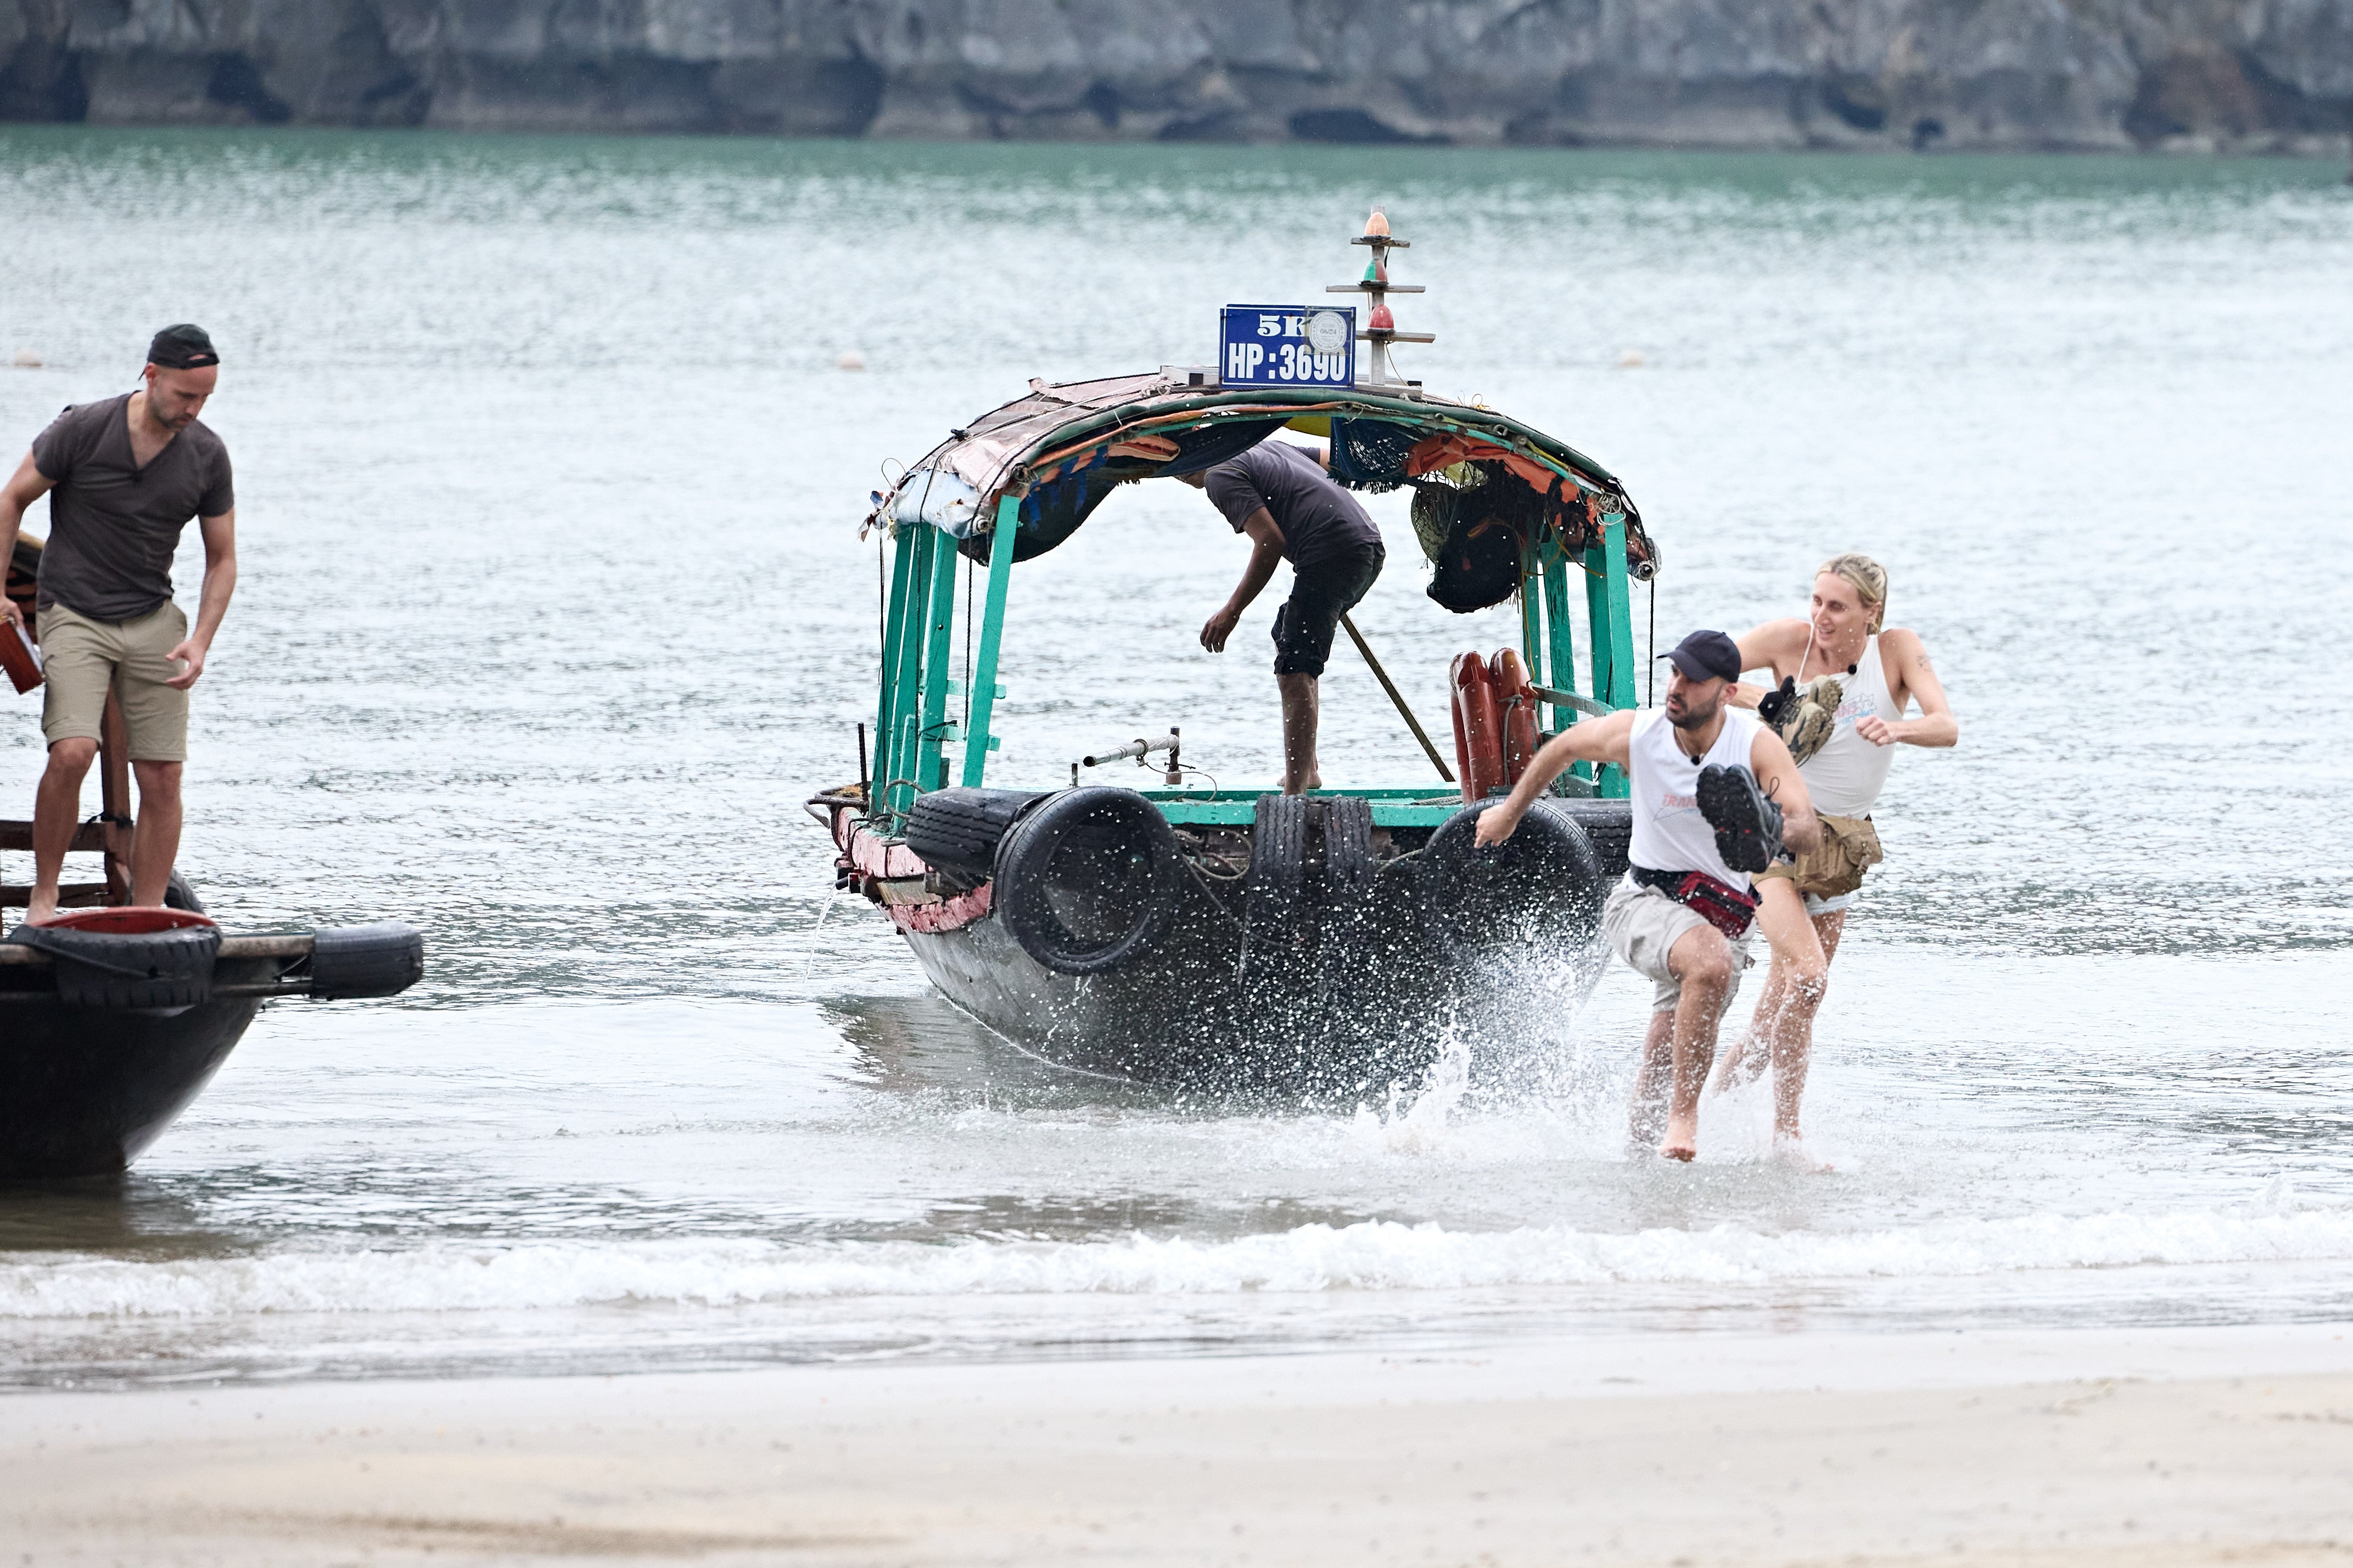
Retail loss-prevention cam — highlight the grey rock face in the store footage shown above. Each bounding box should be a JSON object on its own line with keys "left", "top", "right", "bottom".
{"left": 1, "top": 0, "right": 2347, "bottom": 150}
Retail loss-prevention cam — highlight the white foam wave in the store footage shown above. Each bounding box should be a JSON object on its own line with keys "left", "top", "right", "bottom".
{"left": 8, "top": 1205, "right": 2349, "bottom": 1319}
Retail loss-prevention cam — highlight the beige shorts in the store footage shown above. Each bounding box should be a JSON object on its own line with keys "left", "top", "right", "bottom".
{"left": 1601, "top": 874, "right": 1754, "bottom": 1015}
{"left": 37, "top": 600, "right": 191, "bottom": 762}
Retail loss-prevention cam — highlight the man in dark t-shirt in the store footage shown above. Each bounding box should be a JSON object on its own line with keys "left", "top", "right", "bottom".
{"left": 1177, "top": 440, "right": 1385, "bottom": 794}
{"left": 0, "top": 324, "right": 239, "bottom": 923}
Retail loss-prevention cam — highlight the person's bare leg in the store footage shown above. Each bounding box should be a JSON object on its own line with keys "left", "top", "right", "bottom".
{"left": 1659, "top": 924, "right": 1734, "bottom": 1161}
{"left": 1768, "top": 909, "right": 1847, "bottom": 1148}
{"left": 1277, "top": 673, "right": 1320, "bottom": 794}
{"left": 1627, "top": 1010, "right": 1674, "bottom": 1147}
{"left": 1710, "top": 959, "right": 1782, "bottom": 1096}
{"left": 27, "top": 737, "right": 98, "bottom": 925}
{"left": 128, "top": 760, "right": 183, "bottom": 908}
{"left": 1748, "top": 880, "right": 1829, "bottom": 1144}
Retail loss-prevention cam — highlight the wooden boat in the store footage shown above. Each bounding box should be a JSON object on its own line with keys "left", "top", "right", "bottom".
{"left": 814, "top": 217, "right": 1659, "bottom": 1090}
{"left": 3, "top": 528, "right": 423, "bottom": 1178}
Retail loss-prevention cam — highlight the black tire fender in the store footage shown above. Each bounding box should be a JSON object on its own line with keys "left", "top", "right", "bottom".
{"left": 905, "top": 787, "right": 1049, "bottom": 889}
{"left": 991, "top": 787, "right": 1182, "bottom": 977}
{"left": 1544, "top": 798, "right": 1633, "bottom": 881}
{"left": 1414, "top": 799, "right": 1606, "bottom": 959}
{"left": 6, "top": 923, "right": 221, "bottom": 1011}
{"left": 309, "top": 922, "right": 426, "bottom": 999}
{"left": 1321, "top": 795, "right": 1377, "bottom": 907}
{"left": 1242, "top": 793, "right": 1309, "bottom": 968}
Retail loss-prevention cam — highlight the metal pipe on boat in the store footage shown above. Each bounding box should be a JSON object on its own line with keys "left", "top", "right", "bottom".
{"left": 1082, "top": 732, "right": 1178, "bottom": 768}
{"left": 1527, "top": 682, "right": 1612, "bottom": 719}
{"left": 1338, "top": 612, "right": 1454, "bottom": 784}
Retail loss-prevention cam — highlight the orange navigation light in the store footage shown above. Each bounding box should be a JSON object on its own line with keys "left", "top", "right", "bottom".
{"left": 1364, "top": 205, "right": 1390, "bottom": 238}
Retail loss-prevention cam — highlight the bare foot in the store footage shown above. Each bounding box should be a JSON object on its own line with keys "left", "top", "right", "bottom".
{"left": 1656, "top": 1110, "right": 1699, "bottom": 1162}
{"left": 1773, "top": 1133, "right": 1832, "bottom": 1172}
{"left": 24, "top": 890, "right": 59, "bottom": 926}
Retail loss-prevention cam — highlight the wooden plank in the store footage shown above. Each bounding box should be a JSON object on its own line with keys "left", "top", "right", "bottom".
{"left": 1519, "top": 552, "right": 1543, "bottom": 700}
{"left": 0, "top": 931, "right": 311, "bottom": 964}
{"left": 0, "top": 882, "right": 111, "bottom": 909}
{"left": 959, "top": 496, "right": 1020, "bottom": 788}
{"left": 0, "top": 820, "right": 109, "bottom": 854}
{"left": 1140, "top": 785, "right": 1449, "bottom": 802}
{"left": 1595, "top": 513, "right": 1637, "bottom": 800}
{"left": 1540, "top": 547, "right": 1590, "bottom": 786}
{"left": 873, "top": 524, "right": 919, "bottom": 812}
{"left": 1152, "top": 796, "right": 1470, "bottom": 829}
{"left": 881, "top": 526, "right": 932, "bottom": 816}
{"left": 98, "top": 693, "right": 131, "bottom": 901}
{"left": 912, "top": 524, "right": 959, "bottom": 794}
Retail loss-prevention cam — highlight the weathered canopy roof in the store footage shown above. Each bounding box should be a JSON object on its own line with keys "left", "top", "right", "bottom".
{"left": 876, "top": 372, "right": 1653, "bottom": 570}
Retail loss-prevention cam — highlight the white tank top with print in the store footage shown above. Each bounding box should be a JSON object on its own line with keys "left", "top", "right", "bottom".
{"left": 1626, "top": 705, "right": 1763, "bottom": 889}
{"left": 1796, "top": 634, "right": 1906, "bottom": 817}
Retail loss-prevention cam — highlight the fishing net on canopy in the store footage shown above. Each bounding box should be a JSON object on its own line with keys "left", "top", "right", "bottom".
{"left": 1408, "top": 459, "right": 1659, "bottom": 614}
{"left": 1326, "top": 419, "right": 1425, "bottom": 492}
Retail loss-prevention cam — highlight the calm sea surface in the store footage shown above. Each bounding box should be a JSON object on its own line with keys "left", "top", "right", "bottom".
{"left": 2, "top": 130, "right": 2349, "bottom": 1387}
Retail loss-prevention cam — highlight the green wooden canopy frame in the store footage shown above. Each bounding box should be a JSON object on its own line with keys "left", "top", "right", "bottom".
{"left": 869, "top": 384, "right": 1645, "bottom": 823}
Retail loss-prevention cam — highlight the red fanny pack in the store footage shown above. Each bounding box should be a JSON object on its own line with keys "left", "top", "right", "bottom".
{"left": 1634, "top": 867, "right": 1758, "bottom": 939}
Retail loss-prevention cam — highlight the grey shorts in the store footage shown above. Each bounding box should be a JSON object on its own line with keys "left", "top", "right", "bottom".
{"left": 1601, "top": 874, "right": 1755, "bottom": 1015}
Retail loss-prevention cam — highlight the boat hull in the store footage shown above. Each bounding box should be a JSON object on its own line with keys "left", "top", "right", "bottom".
{"left": 0, "top": 994, "right": 263, "bottom": 1178}
{"left": 0, "top": 949, "right": 289, "bottom": 1179}
{"left": 901, "top": 881, "right": 1608, "bottom": 1092}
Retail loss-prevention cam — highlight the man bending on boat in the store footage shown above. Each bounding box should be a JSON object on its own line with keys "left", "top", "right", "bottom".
{"left": 1474, "top": 631, "right": 1819, "bottom": 1162}
{"left": 0, "top": 325, "right": 237, "bottom": 923}
{"left": 1177, "top": 441, "right": 1384, "bottom": 795}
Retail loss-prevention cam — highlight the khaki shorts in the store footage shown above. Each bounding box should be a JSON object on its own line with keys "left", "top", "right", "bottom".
{"left": 1602, "top": 874, "right": 1754, "bottom": 1015}
{"left": 1754, "top": 812, "right": 1884, "bottom": 915}
{"left": 37, "top": 600, "right": 191, "bottom": 762}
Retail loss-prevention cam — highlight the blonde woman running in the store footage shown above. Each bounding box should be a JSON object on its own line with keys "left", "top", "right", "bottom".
{"left": 1713, "top": 555, "right": 1958, "bottom": 1153}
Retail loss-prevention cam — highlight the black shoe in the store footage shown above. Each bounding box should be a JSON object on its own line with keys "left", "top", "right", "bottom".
{"left": 1697, "top": 763, "right": 1784, "bottom": 874}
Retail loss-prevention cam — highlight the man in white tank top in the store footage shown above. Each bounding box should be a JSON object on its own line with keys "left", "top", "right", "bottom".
{"left": 1478, "top": 631, "right": 1820, "bottom": 1162}
{"left": 1712, "top": 555, "right": 1959, "bottom": 1156}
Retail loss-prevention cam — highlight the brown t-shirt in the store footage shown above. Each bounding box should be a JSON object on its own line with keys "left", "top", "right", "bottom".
{"left": 29, "top": 394, "right": 234, "bottom": 621}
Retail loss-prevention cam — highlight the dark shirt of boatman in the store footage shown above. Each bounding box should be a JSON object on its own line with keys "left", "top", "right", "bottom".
{"left": 29, "top": 392, "right": 234, "bottom": 621}
{"left": 1203, "top": 442, "right": 1381, "bottom": 569}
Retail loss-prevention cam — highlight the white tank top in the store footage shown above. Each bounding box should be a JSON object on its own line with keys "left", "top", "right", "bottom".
{"left": 1795, "top": 634, "right": 1906, "bottom": 816}
{"left": 1627, "top": 705, "right": 1763, "bottom": 889}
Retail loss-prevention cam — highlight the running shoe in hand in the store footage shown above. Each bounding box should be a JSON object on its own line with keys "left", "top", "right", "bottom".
{"left": 1697, "top": 763, "right": 1785, "bottom": 874}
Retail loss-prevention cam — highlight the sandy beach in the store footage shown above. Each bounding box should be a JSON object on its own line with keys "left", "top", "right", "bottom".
{"left": 8, "top": 1322, "right": 2352, "bottom": 1566}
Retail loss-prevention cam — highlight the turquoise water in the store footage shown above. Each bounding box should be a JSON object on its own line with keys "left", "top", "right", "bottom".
{"left": 1, "top": 130, "right": 2349, "bottom": 1386}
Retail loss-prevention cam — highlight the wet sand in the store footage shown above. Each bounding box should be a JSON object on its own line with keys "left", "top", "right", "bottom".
{"left": 7, "top": 1323, "right": 2351, "bottom": 1566}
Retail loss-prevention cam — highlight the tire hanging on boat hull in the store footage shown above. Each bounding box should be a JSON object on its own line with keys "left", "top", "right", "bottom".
{"left": 1415, "top": 799, "right": 1606, "bottom": 960}
{"left": 991, "top": 786, "right": 1183, "bottom": 976}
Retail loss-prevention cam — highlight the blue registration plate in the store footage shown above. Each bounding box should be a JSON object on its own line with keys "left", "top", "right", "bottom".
{"left": 1219, "top": 305, "right": 1355, "bottom": 388}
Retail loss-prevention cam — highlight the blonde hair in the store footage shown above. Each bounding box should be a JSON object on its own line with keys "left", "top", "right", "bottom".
{"left": 1816, "top": 553, "right": 1888, "bottom": 632}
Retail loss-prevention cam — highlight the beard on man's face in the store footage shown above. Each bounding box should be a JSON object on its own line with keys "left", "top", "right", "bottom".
{"left": 1668, "top": 684, "right": 1722, "bottom": 730}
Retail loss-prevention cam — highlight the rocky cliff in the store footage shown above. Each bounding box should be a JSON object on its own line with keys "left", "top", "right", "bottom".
{"left": 3, "top": 0, "right": 2349, "bottom": 152}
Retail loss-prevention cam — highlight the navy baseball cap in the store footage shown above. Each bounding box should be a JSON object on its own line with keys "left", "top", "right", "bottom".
{"left": 1660, "top": 630, "right": 1741, "bottom": 683}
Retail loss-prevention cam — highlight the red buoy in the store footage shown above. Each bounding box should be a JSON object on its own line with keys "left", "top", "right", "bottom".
{"left": 1450, "top": 652, "right": 1505, "bottom": 803}
{"left": 1491, "top": 647, "right": 1538, "bottom": 785}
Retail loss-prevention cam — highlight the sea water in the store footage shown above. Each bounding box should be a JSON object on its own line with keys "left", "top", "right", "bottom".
{"left": 1, "top": 131, "right": 2348, "bottom": 1388}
